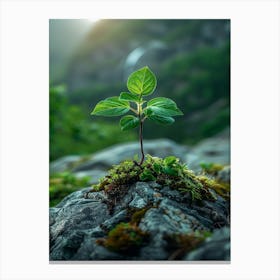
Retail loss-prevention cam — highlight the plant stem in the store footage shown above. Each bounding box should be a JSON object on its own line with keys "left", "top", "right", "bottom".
{"left": 139, "top": 120, "right": 145, "bottom": 165}
{"left": 137, "top": 100, "right": 145, "bottom": 165}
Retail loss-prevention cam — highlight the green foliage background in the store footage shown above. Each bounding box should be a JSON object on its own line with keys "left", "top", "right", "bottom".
{"left": 49, "top": 85, "right": 136, "bottom": 161}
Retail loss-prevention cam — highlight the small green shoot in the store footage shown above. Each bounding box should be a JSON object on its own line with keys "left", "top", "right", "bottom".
{"left": 91, "top": 66, "right": 183, "bottom": 165}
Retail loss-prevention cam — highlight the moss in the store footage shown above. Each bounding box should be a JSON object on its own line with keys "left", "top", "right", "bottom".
{"left": 198, "top": 162, "right": 230, "bottom": 199}
{"left": 200, "top": 162, "right": 224, "bottom": 176}
{"left": 96, "top": 206, "right": 153, "bottom": 254}
{"left": 164, "top": 231, "right": 211, "bottom": 260}
{"left": 90, "top": 155, "right": 224, "bottom": 207}
{"left": 97, "top": 222, "right": 149, "bottom": 255}
{"left": 129, "top": 206, "right": 152, "bottom": 225}
{"left": 92, "top": 160, "right": 141, "bottom": 188}
{"left": 197, "top": 175, "right": 230, "bottom": 199}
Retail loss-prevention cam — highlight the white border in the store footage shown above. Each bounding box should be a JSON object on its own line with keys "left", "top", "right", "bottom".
{"left": 1, "top": 0, "right": 279, "bottom": 279}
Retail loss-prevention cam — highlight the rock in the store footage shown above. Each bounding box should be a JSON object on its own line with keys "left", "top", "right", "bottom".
{"left": 74, "top": 169, "right": 107, "bottom": 184}
{"left": 217, "top": 166, "right": 230, "bottom": 184}
{"left": 129, "top": 194, "right": 148, "bottom": 209}
{"left": 183, "top": 227, "right": 230, "bottom": 260}
{"left": 50, "top": 135, "right": 229, "bottom": 177}
{"left": 100, "top": 210, "right": 128, "bottom": 232}
{"left": 49, "top": 136, "right": 230, "bottom": 260}
{"left": 75, "top": 237, "right": 124, "bottom": 260}
{"left": 50, "top": 182, "right": 230, "bottom": 261}
{"left": 185, "top": 136, "right": 230, "bottom": 172}
{"left": 50, "top": 155, "right": 82, "bottom": 174}
{"left": 49, "top": 187, "right": 110, "bottom": 260}
{"left": 72, "top": 139, "right": 189, "bottom": 172}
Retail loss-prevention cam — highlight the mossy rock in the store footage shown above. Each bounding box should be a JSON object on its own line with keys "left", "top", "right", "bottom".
{"left": 89, "top": 155, "right": 229, "bottom": 205}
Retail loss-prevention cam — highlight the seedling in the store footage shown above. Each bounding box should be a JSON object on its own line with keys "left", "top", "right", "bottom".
{"left": 91, "top": 66, "right": 183, "bottom": 165}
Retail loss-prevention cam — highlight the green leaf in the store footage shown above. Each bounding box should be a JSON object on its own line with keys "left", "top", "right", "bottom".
{"left": 140, "top": 169, "right": 156, "bottom": 181}
{"left": 119, "top": 92, "right": 140, "bottom": 103}
{"left": 120, "top": 115, "right": 140, "bottom": 131}
{"left": 164, "top": 156, "right": 178, "bottom": 166}
{"left": 162, "top": 166, "right": 178, "bottom": 176}
{"left": 127, "top": 66, "right": 157, "bottom": 96}
{"left": 91, "top": 97, "right": 130, "bottom": 117}
{"left": 153, "top": 163, "right": 162, "bottom": 173}
{"left": 145, "top": 97, "right": 183, "bottom": 117}
{"left": 147, "top": 114, "right": 175, "bottom": 125}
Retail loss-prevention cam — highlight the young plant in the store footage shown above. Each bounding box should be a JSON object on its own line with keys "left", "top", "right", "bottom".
{"left": 91, "top": 66, "right": 183, "bottom": 165}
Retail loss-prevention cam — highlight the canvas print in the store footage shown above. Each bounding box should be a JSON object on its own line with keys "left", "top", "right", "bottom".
{"left": 49, "top": 19, "right": 230, "bottom": 261}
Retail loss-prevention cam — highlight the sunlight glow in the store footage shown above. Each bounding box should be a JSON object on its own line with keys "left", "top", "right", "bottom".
{"left": 86, "top": 18, "right": 100, "bottom": 24}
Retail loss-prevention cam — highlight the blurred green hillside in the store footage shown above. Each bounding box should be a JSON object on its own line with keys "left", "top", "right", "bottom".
{"left": 50, "top": 19, "right": 230, "bottom": 161}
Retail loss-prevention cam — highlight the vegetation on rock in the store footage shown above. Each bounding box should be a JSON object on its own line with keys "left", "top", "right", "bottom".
{"left": 96, "top": 222, "right": 149, "bottom": 255}
{"left": 65, "top": 20, "right": 230, "bottom": 146}
{"left": 196, "top": 175, "right": 230, "bottom": 200}
{"left": 199, "top": 162, "right": 230, "bottom": 199}
{"left": 96, "top": 205, "right": 211, "bottom": 256}
{"left": 90, "top": 155, "right": 224, "bottom": 204}
{"left": 49, "top": 20, "right": 230, "bottom": 261}
{"left": 50, "top": 21, "right": 230, "bottom": 161}
{"left": 200, "top": 162, "right": 224, "bottom": 176}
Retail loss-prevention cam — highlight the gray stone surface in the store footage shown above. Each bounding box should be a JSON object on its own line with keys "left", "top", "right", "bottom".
{"left": 217, "top": 166, "right": 231, "bottom": 183}
{"left": 183, "top": 227, "right": 230, "bottom": 261}
{"left": 50, "top": 135, "right": 230, "bottom": 181}
{"left": 72, "top": 139, "right": 189, "bottom": 172}
{"left": 74, "top": 169, "right": 108, "bottom": 184}
{"left": 50, "top": 187, "right": 110, "bottom": 260}
{"left": 50, "top": 155, "right": 82, "bottom": 174}
{"left": 185, "top": 137, "right": 230, "bottom": 172}
{"left": 50, "top": 182, "right": 230, "bottom": 261}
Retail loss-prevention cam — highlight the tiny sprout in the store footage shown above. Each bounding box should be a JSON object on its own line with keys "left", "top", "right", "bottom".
{"left": 91, "top": 66, "right": 183, "bottom": 165}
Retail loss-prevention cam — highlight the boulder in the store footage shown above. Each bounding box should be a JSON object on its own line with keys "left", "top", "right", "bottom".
{"left": 50, "top": 182, "right": 230, "bottom": 261}
{"left": 50, "top": 135, "right": 230, "bottom": 176}
{"left": 50, "top": 155, "right": 82, "bottom": 174}
{"left": 74, "top": 170, "right": 108, "bottom": 185}
{"left": 49, "top": 135, "right": 230, "bottom": 260}
{"left": 183, "top": 227, "right": 230, "bottom": 261}
{"left": 217, "top": 166, "right": 230, "bottom": 184}
{"left": 72, "top": 139, "right": 189, "bottom": 172}
{"left": 185, "top": 137, "right": 230, "bottom": 172}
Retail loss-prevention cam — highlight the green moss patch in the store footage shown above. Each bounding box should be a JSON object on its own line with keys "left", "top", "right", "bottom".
{"left": 197, "top": 175, "right": 230, "bottom": 200}
{"left": 200, "top": 162, "right": 224, "bottom": 176}
{"left": 91, "top": 155, "right": 227, "bottom": 205}
{"left": 199, "top": 162, "right": 230, "bottom": 199}
{"left": 96, "top": 222, "right": 149, "bottom": 255}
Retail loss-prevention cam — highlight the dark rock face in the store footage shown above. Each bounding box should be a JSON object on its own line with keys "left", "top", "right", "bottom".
{"left": 183, "top": 227, "right": 230, "bottom": 261}
{"left": 50, "top": 182, "right": 230, "bottom": 261}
